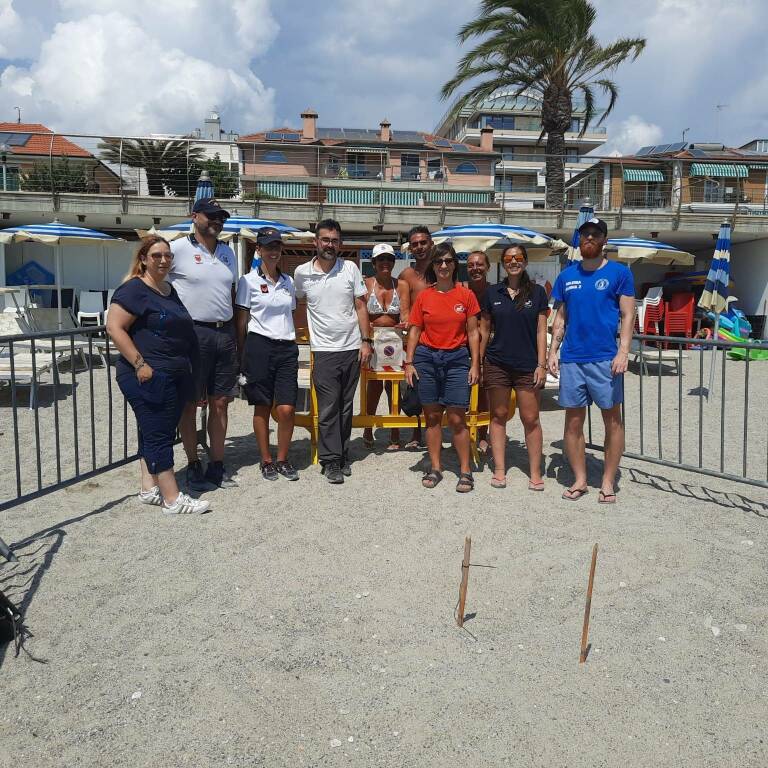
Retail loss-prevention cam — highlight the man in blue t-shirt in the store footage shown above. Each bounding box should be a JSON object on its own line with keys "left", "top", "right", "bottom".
{"left": 548, "top": 218, "right": 635, "bottom": 504}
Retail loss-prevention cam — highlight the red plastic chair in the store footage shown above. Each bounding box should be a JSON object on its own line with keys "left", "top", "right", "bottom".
{"left": 664, "top": 293, "right": 695, "bottom": 340}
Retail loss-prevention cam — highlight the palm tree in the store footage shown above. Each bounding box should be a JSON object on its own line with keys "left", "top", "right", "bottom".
{"left": 441, "top": 0, "right": 645, "bottom": 208}
{"left": 98, "top": 138, "right": 205, "bottom": 197}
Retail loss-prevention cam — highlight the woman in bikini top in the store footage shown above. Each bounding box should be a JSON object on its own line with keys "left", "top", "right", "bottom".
{"left": 363, "top": 244, "right": 411, "bottom": 451}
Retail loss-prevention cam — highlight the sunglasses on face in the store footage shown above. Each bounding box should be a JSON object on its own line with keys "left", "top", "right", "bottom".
{"left": 503, "top": 256, "right": 526, "bottom": 266}
{"left": 433, "top": 257, "right": 455, "bottom": 266}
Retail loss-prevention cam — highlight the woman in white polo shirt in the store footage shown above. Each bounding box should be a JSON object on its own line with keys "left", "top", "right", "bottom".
{"left": 235, "top": 228, "right": 299, "bottom": 481}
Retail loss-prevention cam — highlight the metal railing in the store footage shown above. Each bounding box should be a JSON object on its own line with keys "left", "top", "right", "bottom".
{"left": 584, "top": 333, "right": 768, "bottom": 489}
{"left": 0, "top": 325, "right": 138, "bottom": 512}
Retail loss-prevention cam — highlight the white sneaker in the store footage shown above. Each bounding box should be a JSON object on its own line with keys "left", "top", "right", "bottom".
{"left": 163, "top": 492, "right": 210, "bottom": 515}
{"left": 138, "top": 486, "right": 163, "bottom": 506}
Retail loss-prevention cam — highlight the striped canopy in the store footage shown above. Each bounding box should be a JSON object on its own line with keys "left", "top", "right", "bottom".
{"left": 425, "top": 222, "right": 557, "bottom": 261}
{"left": 698, "top": 222, "right": 731, "bottom": 315}
{"left": 604, "top": 236, "right": 694, "bottom": 265}
{"left": 138, "top": 217, "right": 313, "bottom": 243}
{"left": 0, "top": 221, "right": 120, "bottom": 245}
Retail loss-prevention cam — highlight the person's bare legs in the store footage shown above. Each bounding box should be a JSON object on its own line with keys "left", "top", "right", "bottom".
{"left": 139, "top": 458, "right": 156, "bottom": 492}
{"left": 156, "top": 468, "right": 182, "bottom": 504}
{"left": 563, "top": 407, "right": 588, "bottom": 493}
{"left": 383, "top": 381, "right": 400, "bottom": 447}
{"left": 600, "top": 404, "right": 624, "bottom": 497}
{"left": 363, "top": 379, "right": 384, "bottom": 446}
{"left": 476, "top": 384, "right": 489, "bottom": 451}
{"left": 206, "top": 394, "right": 229, "bottom": 462}
{"left": 488, "top": 387, "right": 511, "bottom": 483}
{"left": 446, "top": 406, "right": 472, "bottom": 476}
{"left": 274, "top": 404, "right": 295, "bottom": 463}
{"left": 516, "top": 387, "right": 544, "bottom": 486}
{"left": 423, "top": 405, "right": 444, "bottom": 471}
{"left": 179, "top": 401, "right": 200, "bottom": 464}
{"left": 252, "top": 405, "right": 273, "bottom": 464}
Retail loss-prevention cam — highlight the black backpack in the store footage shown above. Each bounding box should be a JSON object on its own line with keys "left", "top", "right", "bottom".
{"left": 0, "top": 589, "right": 24, "bottom": 654}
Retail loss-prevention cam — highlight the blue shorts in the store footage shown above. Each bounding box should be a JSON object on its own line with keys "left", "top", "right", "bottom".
{"left": 559, "top": 360, "right": 623, "bottom": 409}
{"left": 414, "top": 344, "right": 470, "bottom": 409}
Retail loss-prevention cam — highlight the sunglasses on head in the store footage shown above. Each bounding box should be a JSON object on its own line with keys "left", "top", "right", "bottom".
{"left": 433, "top": 257, "right": 455, "bottom": 266}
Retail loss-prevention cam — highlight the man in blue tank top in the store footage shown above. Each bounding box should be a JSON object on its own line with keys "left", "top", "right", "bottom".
{"left": 548, "top": 218, "right": 635, "bottom": 504}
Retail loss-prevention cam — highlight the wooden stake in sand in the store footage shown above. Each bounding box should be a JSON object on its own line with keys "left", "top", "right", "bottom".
{"left": 579, "top": 543, "right": 599, "bottom": 664}
{"left": 457, "top": 536, "right": 472, "bottom": 627}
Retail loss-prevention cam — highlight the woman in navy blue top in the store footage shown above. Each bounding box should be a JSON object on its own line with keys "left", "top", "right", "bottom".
{"left": 106, "top": 236, "right": 208, "bottom": 515}
{"left": 479, "top": 244, "right": 549, "bottom": 490}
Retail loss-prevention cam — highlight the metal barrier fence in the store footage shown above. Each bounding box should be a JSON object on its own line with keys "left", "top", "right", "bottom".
{"left": 0, "top": 324, "right": 138, "bottom": 512}
{"left": 585, "top": 333, "right": 768, "bottom": 489}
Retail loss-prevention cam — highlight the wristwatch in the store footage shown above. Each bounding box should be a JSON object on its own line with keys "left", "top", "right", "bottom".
{"left": 362, "top": 337, "right": 373, "bottom": 344}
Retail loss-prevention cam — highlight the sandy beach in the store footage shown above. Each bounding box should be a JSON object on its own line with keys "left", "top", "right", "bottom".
{"left": 1, "top": 355, "right": 767, "bottom": 767}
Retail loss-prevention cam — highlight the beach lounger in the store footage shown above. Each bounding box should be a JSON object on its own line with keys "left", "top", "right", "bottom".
{"left": 24, "top": 308, "right": 108, "bottom": 368}
{"left": 631, "top": 339, "right": 688, "bottom": 375}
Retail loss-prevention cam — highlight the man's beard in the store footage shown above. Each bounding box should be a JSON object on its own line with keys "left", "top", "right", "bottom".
{"left": 318, "top": 249, "right": 336, "bottom": 260}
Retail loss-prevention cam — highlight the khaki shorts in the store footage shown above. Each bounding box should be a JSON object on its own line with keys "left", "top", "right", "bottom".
{"left": 483, "top": 358, "right": 536, "bottom": 389}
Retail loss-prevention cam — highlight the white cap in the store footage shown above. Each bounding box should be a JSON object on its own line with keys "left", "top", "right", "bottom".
{"left": 371, "top": 243, "right": 396, "bottom": 259}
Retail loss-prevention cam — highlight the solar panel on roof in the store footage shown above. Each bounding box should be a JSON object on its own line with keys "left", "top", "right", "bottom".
{"left": 393, "top": 131, "right": 426, "bottom": 144}
{"left": 666, "top": 142, "right": 686, "bottom": 152}
{"left": 265, "top": 131, "right": 300, "bottom": 142}
{"left": 281, "top": 133, "right": 300, "bottom": 142}
{"left": 433, "top": 138, "right": 452, "bottom": 147}
{"left": 635, "top": 146, "right": 654, "bottom": 157}
{"left": 689, "top": 148, "right": 708, "bottom": 158}
{"left": 265, "top": 132, "right": 283, "bottom": 141}
{"left": 451, "top": 143, "right": 469, "bottom": 151}
{"left": 0, "top": 132, "right": 32, "bottom": 146}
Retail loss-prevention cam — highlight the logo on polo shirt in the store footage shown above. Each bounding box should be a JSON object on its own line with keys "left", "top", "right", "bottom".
{"left": 454, "top": 303, "right": 466, "bottom": 314}
{"left": 194, "top": 254, "right": 202, "bottom": 263}
{"left": 596, "top": 278, "right": 609, "bottom": 291}
{"left": 524, "top": 299, "right": 533, "bottom": 308}
{"left": 260, "top": 284, "right": 269, "bottom": 294}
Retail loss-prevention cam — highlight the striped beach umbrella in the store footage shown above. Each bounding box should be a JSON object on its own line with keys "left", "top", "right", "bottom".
{"left": 605, "top": 236, "right": 694, "bottom": 265}
{"left": 140, "top": 217, "right": 312, "bottom": 244}
{"left": 423, "top": 222, "right": 557, "bottom": 261}
{"left": 698, "top": 222, "right": 731, "bottom": 396}
{"left": 0, "top": 221, "right": 121, "bottom": 325}
{"left": 194, "top": 170, "right": 214, "bottom": 202}
{"left": 566, "top": 204, "right": 594, "bottom": 266}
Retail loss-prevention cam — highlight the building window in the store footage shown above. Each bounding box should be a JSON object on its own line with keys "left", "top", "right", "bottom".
{"left": 565, "top": 148, "right": 579, "bottom": 161}
{"left": 483, "top": 115, "right": 515, "bottom": 131}
{"left": 455, "top": 161, "right": 479, "bottom": 174}
{"left": 569, "top": 118, "right": 581, "bottom": 133}
{"left": 400, "top": 153, "right": 420, "bottom": 180}
{"left": 427, "top": 158, "right": 444, "bottom": 180}
{"left": 263, "top": 150, "right": 288, "bottom": 163}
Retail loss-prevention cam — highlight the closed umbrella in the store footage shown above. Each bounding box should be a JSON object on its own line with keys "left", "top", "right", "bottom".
{"left": 0, "top": 221, "right": 121, "bottom": 327}
{"left": 698, "top": 221, "right": 731, "bottom": 396}
{"left": 194, "top": 170, "right": 214, "bottom": 202}
{"left": 566, "top": 204, "right": 594, "bottom": 266}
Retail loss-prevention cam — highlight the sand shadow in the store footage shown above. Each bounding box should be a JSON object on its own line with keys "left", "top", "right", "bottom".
{"left": 546, "top": 444, "right": 623, "bottom": 491}
{"left": 627, "top": 467, "right": 768, "bottom": 517}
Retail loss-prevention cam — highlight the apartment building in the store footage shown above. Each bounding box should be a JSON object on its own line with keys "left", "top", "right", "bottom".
{"left": 433, "top": 91, "right": 607, "bottom": 209}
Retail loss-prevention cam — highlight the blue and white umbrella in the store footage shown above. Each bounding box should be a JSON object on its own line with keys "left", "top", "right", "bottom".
{"left": 605, "top": 236, "right": 694, "bottom": 265}
{"left": 0, "top": 221, "right": 121, "bottom": 325}
{"left": 566, "top": 204, "right": 594, "bottom": 266}
{"left": 699, "top": 222, "right": 732, "bottom": 396}
{"left": 421, "top": 222, "right": 556, "bottom": 261}
{"left": 142, "top": 217, "right": 312, "bottom": 244}
{"left": 194, "top": 170, "right": 214, "bottom": 202}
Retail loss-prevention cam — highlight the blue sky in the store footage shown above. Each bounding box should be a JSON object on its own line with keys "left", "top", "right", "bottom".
{"left": 0, "top": 0, "right": 766, "bottom": 154}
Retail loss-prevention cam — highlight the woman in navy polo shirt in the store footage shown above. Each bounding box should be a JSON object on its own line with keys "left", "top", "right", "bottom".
{"left": 235, "top": 228, "right": 300, "bottom": 482}
{"left": 107, "top": 236, "right": 208, "bottom": 514}
{"left": 479, "top": 244, "right": 548, "bottom": 490}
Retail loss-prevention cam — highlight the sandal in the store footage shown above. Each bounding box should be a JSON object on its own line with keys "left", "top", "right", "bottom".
{"left": 456, "top": 473, "right": 474, "bottom": 493}
{"left": 598, "top": 490, "right": 617, "bottom": 504}
{"left": 386, "top": 442, "right": 401, "bottom": 452}
{"left": 363, "top": 432, "right": 374, "bottom": 449}
{"left": 405, "top": 439, "right": 421, "bottom": 450}
{"left": 528, "top": 481, "right": 545, "bottom": 492}
{"left": 421, "top": 470, "right": 443, "bottom": 489}
{"left": 562, "top": 486, "right": 589, "bottom": 501}
{"left": 490, "top": 476, "right": 506, "bottom": 489}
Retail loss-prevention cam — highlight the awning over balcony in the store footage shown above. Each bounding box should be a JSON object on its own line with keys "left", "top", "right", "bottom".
{"left": 623, "top": 168, "right": 665, "bottom": 182}
{"left": 346, "top": 147, "right": 387, "bottom": 154}
{"left": 690, "top": 163, "right": 749, "bottom": 178}
{"left": 257, "top": 181, "right": 309, "bottom": 199}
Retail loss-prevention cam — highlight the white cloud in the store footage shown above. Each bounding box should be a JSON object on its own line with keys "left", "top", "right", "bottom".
{"left": 0, "top": 0, "right": 278, "bottom": 134}
{"left": 601, "top": 115, "right": 664, "bottom": 156}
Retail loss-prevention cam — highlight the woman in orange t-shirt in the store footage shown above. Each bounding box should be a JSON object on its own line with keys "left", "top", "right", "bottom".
{"left": 405, "top": 243, "right": 480, "bottom": 492}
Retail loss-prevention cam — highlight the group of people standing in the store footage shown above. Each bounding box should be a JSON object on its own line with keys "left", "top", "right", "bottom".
{"left": 107, "top": 203, "right": 634, "bottom": 511}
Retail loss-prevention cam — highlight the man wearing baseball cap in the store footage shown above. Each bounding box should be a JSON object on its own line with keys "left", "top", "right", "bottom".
{"left": 548, "top": 218, "right": 635, "bottom": 504}
{"left": 235, "top": 227, "right": 300, "bottom": 482}
{"left": 170, "top": 197, "right": 239, "bottom": 491}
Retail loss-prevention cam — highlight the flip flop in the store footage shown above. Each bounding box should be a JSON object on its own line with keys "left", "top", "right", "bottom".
{"left": 405, "top": 440, "right": 421, "bottom": 450}
{"left": 490, "top": 476, "right": 507, "bottom": 489}
{"left": 386, "top": 443, "right": 401, "bottom": 452}
{"left": 528, "top": 481, "right": 545, "bottom": 492}
{"left": 598, "top": 490, "right": 617, "bottom": 504}
{"left": 562, "top": 487, "right": 589, "bottom": 501}
{"left": 478, "top": 439, "right": 490, "bottom": 454}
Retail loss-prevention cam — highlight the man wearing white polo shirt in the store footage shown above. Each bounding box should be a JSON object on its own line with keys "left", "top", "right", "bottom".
{"left": 294, "top": 219, "right": 372, "bottom": 484}
{"left": 169, "top": 197, "right": 239, "bottom": 491}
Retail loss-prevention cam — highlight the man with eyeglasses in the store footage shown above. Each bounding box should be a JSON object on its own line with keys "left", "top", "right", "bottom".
{"left": 548, "top": 218, "right": 635, "bottom": 505}
{"left": 294, "top": 219, "right": 372, "bottom": 483}
{"left": 170, "top": 197, "right": 240, "bottom": 492}
{"left": 399, "top": 225, "right": 434, "bottom": 448}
